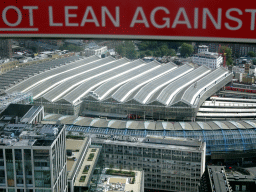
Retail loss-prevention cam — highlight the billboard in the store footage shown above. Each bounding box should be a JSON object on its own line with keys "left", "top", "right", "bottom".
{"left": 1, "top": 0, "right": 256, "bottom": 42}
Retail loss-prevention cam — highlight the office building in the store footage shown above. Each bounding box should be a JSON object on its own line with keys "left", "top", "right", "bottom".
{"left": 0, "top": 40, "right": 12, "bottom": 59}
{"left": 92, "top": 135, "right": 206, "bottom": 192}
{"left": 0, "top": 124, "right": 67, "bottom": 192}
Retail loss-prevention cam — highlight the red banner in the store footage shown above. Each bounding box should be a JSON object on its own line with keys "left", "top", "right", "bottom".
{"left": 1, "top": 0, "right": 256, "bottom": 42}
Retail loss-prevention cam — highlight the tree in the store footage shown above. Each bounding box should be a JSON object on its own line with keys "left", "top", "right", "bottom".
{"left": 220, "top": 46, "right": 233, "bottom": 65}
{"left": 247, "top": 51, "right": 256, "bottom": 57}
{"left": 139, "top": 52, "right": 145, "bottom": 58}
{"left": 115, "top": 41, "right": 138, "bottom": 59}
{"left": 167, "top": 49, "right": 176, "bottom": 56}
{"left": 31, "top": 46, "right": 38, "bottom": 53}
{"left": 116, "top": 44, "right": 126, "bottom": 57}
{"left": 145, "top": 50, "right": 153, "bottom": 56}
{"left": 60, "top": 44, "right": 84, "bottom": 52}
{"left": 180, "top": 43, "right": 194, "bottom": 57}
{"left": 109, "top": 164, "right": 114, "bottom": 170}
{"left": 160, "top": 44, "right": 169, "bottom": 56}
{"left": 252, "top": 59, "right": 256, "bottom": 65}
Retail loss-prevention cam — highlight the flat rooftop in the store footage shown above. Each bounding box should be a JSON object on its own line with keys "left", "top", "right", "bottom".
{"left": 74, "top": 147, "right": 100, "bottom": 187}
{"left": 92, "top": 135, "right": 204, "bottom": 152}
{"left": 95, "top": 168, "right": 143, "bottom": 192}
{"left": 66, "top": 137, "right": 89, "bottom": 180}
{"left": 208, "top": 166, "right": 232, "bottom": 192}
{"left": 0, "top": 124, "right": 64, "bottom": 147}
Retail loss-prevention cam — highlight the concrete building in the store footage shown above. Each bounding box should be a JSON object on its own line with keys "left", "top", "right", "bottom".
{"left": 92, "top": 168, "right": 144, "bottom": 192}
{"left": 0, "top": 124, "right": 67, "bottom": 192}
{"left": 249, "top": 65, "right": 256, "bottom": 76}
{"left": 199, "top": 166, "right": 232, "bottom": 192}
{"left": 198, "top": 45, "right": 209, "bottom": 53}
{"left": 66, "top": 136, "right": 91, "bottom": 192}
{"left": 84, "top": 46, "right": 107, "bottom": 57}
{"left": 92, "top": 135, "right": 206, "bottom": 192}
{"left": 0, "top": 40, "right": 12, "bottom": 59}
{"left": 192, "top": 52, "right": 223, "bottom": 69}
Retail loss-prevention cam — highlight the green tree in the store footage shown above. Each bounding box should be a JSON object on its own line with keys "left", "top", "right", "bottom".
{"left": 145, "top": 50, "right": 153, "bottom": 56}
{"left": 116, "top": 44, "right": 126, "bottom": 57}
{"left": 153, "top": 50, "right": 162, "bottom": 57}
{"left": 31, "top": 46, "right": 38, "bottom": 53}
{"left": 115, "top": 41, "right": 138, "bottom": 59}
{"left": 60, "top": 44, "right": 83, "bottom": 52}
{"left": 252, "top": 59, "right": 256, "bottom": 65}
{"left": 180, "top": 43, "right": 194, "bottom": 57}
{"left": 248, "top": 51, "right": 256, "bottom": 57}
{"left": 220, "top": 46, "right": 233, "bottom": 65}
{"left": 139, "top": 52, "right": 145, "bottom": 58}
{"left": 126, "top": 47, "right": 137, "bottom": 59}
{"left": 167, "top": 49, "right": 176, "bottom": 56}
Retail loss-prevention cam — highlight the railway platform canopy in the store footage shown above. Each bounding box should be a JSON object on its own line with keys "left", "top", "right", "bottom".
{"left": 42, "top": 114, "right": 256, "bottom": 155}
{"left": 5, "top": 56, "right": 232, "bottom": 120}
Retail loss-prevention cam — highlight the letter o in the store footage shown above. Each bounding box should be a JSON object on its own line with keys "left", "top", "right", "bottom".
{"left": 2, "top": 6, "right": 22, "bottom": 27}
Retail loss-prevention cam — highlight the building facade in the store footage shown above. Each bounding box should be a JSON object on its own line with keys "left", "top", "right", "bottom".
{"left": 0, "top": 124, "right": 67, "bottom": 192}
{"left": 192, "top": 52, "right": 223, "bottom": 69}
{"left": 198, "top": 45, "right": 209, "bottom": 53}
{"left": 66, "top": 137, "right": 91, "bottom": 192}
{"left": 84, "top": 46, "right": 107, "bottom": 57}
{"left": 0, "top": 40, "right": 12, "bottom": 59}
{"left": 92, "top": 135, "right": 206, "bottom": 192}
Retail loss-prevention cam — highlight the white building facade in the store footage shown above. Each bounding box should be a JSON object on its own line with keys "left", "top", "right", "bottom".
{"left": 192, "top": 52, "right": 223, "bottom": 69}
{"left": 92, "top": 135, "right": 206, "bottom": 192}
{"left": 249, "top": 65, "right": 256, "bottom": 76}
{"left": 198, "top": 45, "right": 209, "bottom": 53}
{"left": 84, "top": 46, "right": 107, "bottom": 57}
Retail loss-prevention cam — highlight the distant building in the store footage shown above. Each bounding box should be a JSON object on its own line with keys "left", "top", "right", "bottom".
{"left": 92, "top": 168, "right": 144, "bottom": 192}
{"left": 84, "top": 46, "right": 108, "bottom": 57}
{"left": 199, "top": 166, "right": 232, "bottom": 192}
{"left": 0, "top": 39, "right": 12, "bottom": 59}
{"left": 192, "top": 52, "right": 223, "bottom": 69}
{"left": 198, "top": 45, "right": 209, "bottom": 53}
{"left": 200, "top": 165, "right": 256, "bottom": 192}
{"left": 249, "top": 65, "right": 256, "bottom": 76}
{"left": 0, "top": 124, "right": 67, "bottom": 192}
{"left": 92, "top": 135, "right": 206, "bottom": 192}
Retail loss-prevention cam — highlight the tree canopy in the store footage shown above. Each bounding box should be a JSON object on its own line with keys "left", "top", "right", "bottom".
{"left": 59, "top": 44, "right": 84, "bottom": 52}
{"left": 138, "top": 41, "right": 177, "bottom": 57}
{"left": 247, "top": 51, "right": 256, "bottom": 57}
{"left": 180, "top": 43, "right": 194, "bottom": 57}
{"left": 220, "top": 46, "right": 233, "bottom": 65}
{"left": 115, "top": 41, "right": 138, "bottom": 59}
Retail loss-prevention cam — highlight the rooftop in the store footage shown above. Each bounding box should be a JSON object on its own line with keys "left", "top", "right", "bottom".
{"left": 74, "top": 147, "right": 101, "bottom": 187}
{"left": 208, "top": 166, "right": 232, "bottom": 192}
{"left": 0, "top": 123, "right": 64, "bottom": 147}
{"left": 66, "top": 137, "right": 89, "bottom": 180}
{"left": 94, "top": 168, "right": 143, "bottom": 192}
{"left": 92, "top": 135, "right": 204, "bottom": 152}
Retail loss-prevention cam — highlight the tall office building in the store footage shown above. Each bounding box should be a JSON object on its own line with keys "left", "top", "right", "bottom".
{"left": 92, "top": 135, "right": 206, "bottom": 192}
{"left": 0, "top": 40, "right": 12, "bottom": 59}
{"left": 0, "top": 124, "right": 67, "bottom": 192}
